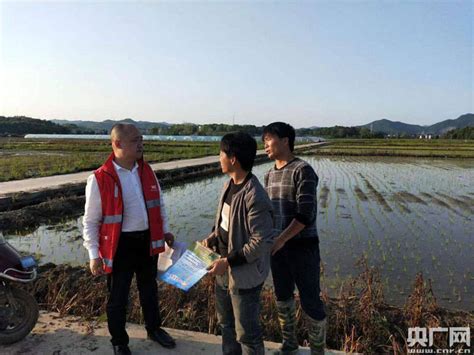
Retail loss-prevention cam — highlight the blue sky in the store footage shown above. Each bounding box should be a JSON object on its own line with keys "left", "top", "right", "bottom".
{"left": 0, "top": 1, "right": 472, "bottom": 128}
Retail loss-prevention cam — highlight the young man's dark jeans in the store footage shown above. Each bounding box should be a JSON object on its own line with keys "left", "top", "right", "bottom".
{"left": 106, "top": 230, "right": 161, "bottom": 346}
{"left": 215, "top": 276, "right": 265, "bottom": 355}
{"left": 271, "top": 242, "right": 326, "bottom": 321}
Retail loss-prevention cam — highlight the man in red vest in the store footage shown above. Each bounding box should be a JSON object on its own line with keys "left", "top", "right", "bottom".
{"left": 83, "top": 123, "right": 176, "bottom": 355}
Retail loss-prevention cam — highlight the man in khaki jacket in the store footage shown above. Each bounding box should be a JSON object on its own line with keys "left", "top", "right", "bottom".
{"left": 202, "top": 132, "right": 275, "bottom": 355}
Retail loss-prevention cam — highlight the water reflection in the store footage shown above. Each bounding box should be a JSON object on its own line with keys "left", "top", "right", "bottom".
{"left": 3, "top": 156, "right": 473, "bottom": 310}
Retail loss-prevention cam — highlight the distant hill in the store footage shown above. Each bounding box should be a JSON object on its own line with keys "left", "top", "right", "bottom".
{"left": 425, "top": 113, "right": 474, "bottom": 135}
{"left": 0, "top": 116, "right": 71, "bottom": 135}
{"left": 360, "top": 118, "right": 423, "bottom": 136}
{"left": 51, "top": 118, "right": 170, "bottom": 134}
{"left": 3, "top": 113, "right": 473, "bottom": 137}
{"left": 360, "top": 113, "right": 474, "bottom": 136}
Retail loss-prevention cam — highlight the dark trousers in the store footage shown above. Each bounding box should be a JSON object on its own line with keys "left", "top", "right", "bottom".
{"left": 215, "top": 278, "right": 264, "bottom": 355}
{"left": 106, "top": 230, "right": 161, "bottom": 346}
{"left": 271, "top": 242, "right": 326, "bottom": 321}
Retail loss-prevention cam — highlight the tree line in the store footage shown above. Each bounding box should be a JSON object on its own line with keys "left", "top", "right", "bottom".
{"left": 297, "top": 126, "right": 385, "bottom": 138}
{"left": 150, "top": 123, "right": 264, "bottom": 136}
{"left": 2, "top": 116, "right": 472, "bottom": 139}
{"left": 0, "top": 116, "right": 71, "bottom": 135}
{"left": 151, "top": 123, "right": 386, "bottom": 138}
{"left": 443, "top": 126, "right": 474, "bottom": 140}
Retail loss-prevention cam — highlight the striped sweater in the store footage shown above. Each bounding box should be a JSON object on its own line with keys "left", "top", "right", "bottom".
{"left": 264, "top": 157, "right": 319, "bottom": 246}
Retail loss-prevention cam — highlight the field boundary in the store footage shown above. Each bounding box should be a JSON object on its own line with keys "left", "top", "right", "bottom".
{"left": 0, "top": 142, "right": 324, "bottom": 211}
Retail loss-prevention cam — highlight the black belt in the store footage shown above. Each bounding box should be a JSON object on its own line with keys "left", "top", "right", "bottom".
{"left": 121, "top": 229, "right": 150, "bottom": 239}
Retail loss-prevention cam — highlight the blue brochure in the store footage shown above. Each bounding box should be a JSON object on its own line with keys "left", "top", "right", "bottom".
{"left": 160, "top": 242, "right": 220, "bottom": 291}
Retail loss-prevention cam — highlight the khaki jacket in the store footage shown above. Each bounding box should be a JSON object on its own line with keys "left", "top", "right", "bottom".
{"left": 213, "top": 174, "right": 276, "bottom": 291}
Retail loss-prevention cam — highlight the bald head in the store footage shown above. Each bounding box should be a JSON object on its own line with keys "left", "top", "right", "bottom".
{"left": 110, "top": 123, "right": 144, "bottom": 163}
{"left": 110, "top": 123, "right": 140, "bottom": 141}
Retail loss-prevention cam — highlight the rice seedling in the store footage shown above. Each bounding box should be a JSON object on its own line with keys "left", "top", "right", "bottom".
{"left": 3, "top": 155, "right": 473, "bottom": 311}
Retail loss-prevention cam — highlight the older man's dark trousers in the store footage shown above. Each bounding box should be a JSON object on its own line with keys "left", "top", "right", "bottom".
{"left": 106, "top": 230, "right": 161, "bottom": 346}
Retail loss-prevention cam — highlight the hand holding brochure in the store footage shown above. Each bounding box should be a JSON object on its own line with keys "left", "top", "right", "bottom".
{"left": 160, "top": 242, "right": 220, "bottom": 291}
{"left": 157, "top": 240, "right": 187, "bottom": 277}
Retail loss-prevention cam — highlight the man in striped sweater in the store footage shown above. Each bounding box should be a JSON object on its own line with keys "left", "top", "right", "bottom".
{"left": 262, "top": 122, "right": 326, "bottom": 355}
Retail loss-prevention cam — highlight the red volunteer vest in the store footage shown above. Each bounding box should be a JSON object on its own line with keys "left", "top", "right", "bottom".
{"left": 94, "top": 153, "right": 165, "bottom": 273}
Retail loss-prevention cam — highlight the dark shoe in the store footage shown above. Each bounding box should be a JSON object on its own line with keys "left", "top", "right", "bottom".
{"left": 147, "top": 328, "right": 176, "bottom": 349}
{"left": 113, "top": 344, "right": 132, "bottom": 355}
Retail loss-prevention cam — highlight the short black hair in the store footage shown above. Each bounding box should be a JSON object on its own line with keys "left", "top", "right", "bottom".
{"left": 262, "top": 122, "right": 296, "bottom": 152}
{"left": 220, "top": 132, "right": 257, "bottom": 172}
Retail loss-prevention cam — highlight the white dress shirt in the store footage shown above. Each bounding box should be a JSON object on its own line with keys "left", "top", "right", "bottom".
{"left": 83, "top": 161, "right": 169, "bottom": 260}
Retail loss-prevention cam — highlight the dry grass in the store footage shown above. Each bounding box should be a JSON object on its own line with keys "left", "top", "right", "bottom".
{"left": 23, "top": 259, "right": 473, "bottom": 353}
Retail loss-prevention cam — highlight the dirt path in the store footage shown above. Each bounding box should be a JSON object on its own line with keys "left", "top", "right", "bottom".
{"left": 0, "top": 143, "right": 324, "bottom": 197}
{"left": 1, "top": 311, "right": 345, "bottom": 355}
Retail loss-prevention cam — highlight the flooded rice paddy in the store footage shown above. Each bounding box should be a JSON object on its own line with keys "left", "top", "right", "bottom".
{"left": 3, "top": 156, "right": 473, "bottom": 310}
